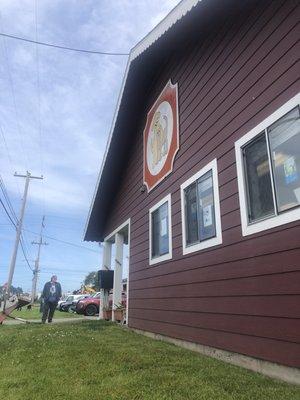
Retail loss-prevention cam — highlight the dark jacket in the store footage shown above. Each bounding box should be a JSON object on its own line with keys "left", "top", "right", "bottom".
{"left": 42, "top": 281, "right": 62, "bottom": 303}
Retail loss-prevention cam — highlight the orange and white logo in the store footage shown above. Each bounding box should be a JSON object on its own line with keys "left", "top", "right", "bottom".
{"left": 143, "top": 80, "right": 179, "bottom": 192}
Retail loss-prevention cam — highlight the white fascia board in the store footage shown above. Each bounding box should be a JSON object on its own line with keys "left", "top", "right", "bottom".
{"left": 83, "top": 57, "right": 131, "bottom": 240}
{"left": 104, "top": 218, "right": 131, "bottom": 243}
{"left": 84, "top": 0, "right": 202, "bottom": 240}
{"left": 131, "top": 0, "right": 202, "bottom": 61}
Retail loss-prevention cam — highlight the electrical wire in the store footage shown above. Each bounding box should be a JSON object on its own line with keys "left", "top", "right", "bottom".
{"left": 0, "top": 175, "right": 34, "bottom": 261}
{"left": 0, "top": 197, "right": 16, "bottom": 227}
{"left": 0, "top": 177, "right": 34, "bottom": 271}
{"left": 34, "top": 0, "right": 46, "bottom": 217}
{"left": 0, "top": 197, "right": 33, "bottom": 272}
{"left": 0, "top": 196, "right": 99, "bottom": 255}
{"left": 0, "top": 20, "right": 30, "bottom": 169}
{"left": 19, "top": 239, "right": 34, "bottom": 271}
{"left": 21, "top": 227, "right": 100, "bottom": 252}
{"left": 0, "top": 32, "right": 129, "bottom": 56}
{"left": 0, "top": 125, "right": 15, "bottom": 179}
{"left": 1, "top": 264, "right": 97, "bottom": 272}
{"left": 40, "top": 269, "right": 89, "bottom": 274}
{"left": 0, "top": 176, "right": 18, "bottom": 223}
{"left": 0, "top": 123, "right": 22, "bottom": 198}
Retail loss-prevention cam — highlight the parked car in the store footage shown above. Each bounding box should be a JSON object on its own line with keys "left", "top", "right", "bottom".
{"left": 76, "top": 292, "right": 101, "bottom": 316}
{"left": 59, "top": 294, "right": 87, "bottom": 312}
{"left": 57, "top": 295, "right": 71, "bottom": 310}
{"left": 68, "top": 294, "right": 91, "bottom": 313}
{"left": 58, "top": 295, "right": 74, "bottom": 311}
{"left": 76, "top": 291, "right": 126, "bottom": 316}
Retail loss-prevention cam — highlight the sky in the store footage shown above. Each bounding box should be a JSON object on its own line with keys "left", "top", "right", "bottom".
{"left": 0, "top": 0, "right": 180, "bottom": 293}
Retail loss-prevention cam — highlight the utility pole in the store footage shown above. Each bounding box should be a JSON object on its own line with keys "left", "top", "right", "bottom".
{"left": 4, "top": 171, "right": 43, "bottom": 311}
{"left": 31, "top": 216, "right": 48, "bottom": 304}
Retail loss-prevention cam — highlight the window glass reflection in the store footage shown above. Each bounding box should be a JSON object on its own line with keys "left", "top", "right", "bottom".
{"left": 268, "top": 106, "right": 300, "bottom": 212}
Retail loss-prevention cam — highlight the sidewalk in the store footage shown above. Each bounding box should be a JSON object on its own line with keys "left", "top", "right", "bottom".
{"left": 2, "top": 316, "right": 96, "bottom": 325}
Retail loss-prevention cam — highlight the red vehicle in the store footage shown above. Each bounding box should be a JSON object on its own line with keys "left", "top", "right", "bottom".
{"left": 76, "top": 291, "right": 126, "bottom": 316}
{"left": 76, "top": 292, "right": 100, "bottom": 316}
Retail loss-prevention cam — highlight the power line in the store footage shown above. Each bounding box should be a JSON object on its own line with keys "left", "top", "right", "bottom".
{"left": 41, "top": 270, "right": 89, "bottom": 274}
{"left": 0, "top": 123, "right": 22, "bottom": 198}
{"left": 34, "top": 0, "right": 46, "bottom": 217}
{"left": 0, "top": 32, "right": 129, "bottom": 56}
{"left": 0, "top": 197, "right": 33, "bottom": 272}
{"left": 20, "top": 239, "right": 34, "bottom": 271}
{"left": 0, "top": 195, "right": 99, "bottom": 254}
{"left": 0, "top": 179, "right": 17, "bottom": 223}
{"left": 1, "top": 265, "right": 97, "bottom": 273}
{"left": 0, "top": 176, "right": 18, "bottom": 223}
{"left": 0, "top": 21, "right": 30, "bottom": 168}
{"left": 21, "top": 227, "right": 100, "bottom": 253}
{"left": 0, "top": 197, "right": 16, "bottom": 227}
{"left": 0, "top": 124, "right": 14, "bottom": 176}
{"left": 3, "top": 172, "right": 43, "bottom": 306}
{"left": 0, "top": 175, "right": 34, "bottom": 261}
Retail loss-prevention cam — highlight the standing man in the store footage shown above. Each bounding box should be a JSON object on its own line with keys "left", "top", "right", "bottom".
{"left": 41, "top": 275, "right": 62, "bottom": 323}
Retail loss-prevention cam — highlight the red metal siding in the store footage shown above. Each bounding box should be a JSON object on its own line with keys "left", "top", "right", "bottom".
{"left": 104, "top": 0, "right": 300, "bottom": 368}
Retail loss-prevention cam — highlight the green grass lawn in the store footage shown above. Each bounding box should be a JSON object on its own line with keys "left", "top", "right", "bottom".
{"left": 10, "top": 304, "right": 82, "bottom": 320}
{"left": 0, "top": 321, "right": 298, "bottom": 400}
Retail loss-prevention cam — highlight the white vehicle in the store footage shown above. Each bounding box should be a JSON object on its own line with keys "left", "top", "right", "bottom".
{"left": 58, "top": 295, "right": 84, "bottom": 311}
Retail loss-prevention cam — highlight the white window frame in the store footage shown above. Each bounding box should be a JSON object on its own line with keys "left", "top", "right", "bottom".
{"left": 235, "top": 93, "right": 300, "bottom": 237}
{"left": 180, "top": 158, "right": 222, "bottom": 255}
{"left": 149, "top": 193, "right": 172, "bottom": 265}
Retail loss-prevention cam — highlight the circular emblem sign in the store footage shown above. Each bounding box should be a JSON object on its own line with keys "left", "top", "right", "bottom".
{"left": 146, "top": 101, "right": 173, "bottom": 176}
{"left": 143, "top": 81, "right": 179, "bottom": 192}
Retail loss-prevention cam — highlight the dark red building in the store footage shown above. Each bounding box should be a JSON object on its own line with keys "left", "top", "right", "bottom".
{"left": 85, "top": 0, "right": 300, "bottom": 383}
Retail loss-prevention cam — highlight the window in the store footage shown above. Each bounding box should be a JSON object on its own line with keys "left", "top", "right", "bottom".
{"left": 180, "top": 159, "right": 222, "bottom": 255}
{"left": 243, "top": 133, "right": 275, "bottom": 222}
{"left": 149, "top": 194, "right": 172, "bottom": 265}
{"left": 235, "top": 94, "right": 300, "bottom": 236}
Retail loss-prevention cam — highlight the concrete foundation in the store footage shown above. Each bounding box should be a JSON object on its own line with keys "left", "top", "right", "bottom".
{"left": 129, "top": 327, "right": 300, "bottom": 386}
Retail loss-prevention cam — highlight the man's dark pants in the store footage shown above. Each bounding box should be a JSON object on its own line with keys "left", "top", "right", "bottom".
{"left": 42, "top": 301, "right": 57, "bottom": 323}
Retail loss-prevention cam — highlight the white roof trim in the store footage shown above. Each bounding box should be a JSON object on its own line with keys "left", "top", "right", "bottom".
{"left": 83, "top": 57, "right": 131, "bottom": 240}
{"left": 131, "top": 0, "right": 201, "bottom": 61}
{"left": 84, "top": 0, "right": 202, "bottom": 240}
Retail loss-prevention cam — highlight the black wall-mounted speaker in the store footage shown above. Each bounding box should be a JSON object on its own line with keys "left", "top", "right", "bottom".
{"left": 98, "top": 270, "right": 114, "bottom": 290}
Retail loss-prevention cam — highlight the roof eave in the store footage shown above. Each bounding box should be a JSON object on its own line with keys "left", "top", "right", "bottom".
{"left": 84, "top": 0, "right": 202, "bottom": 242}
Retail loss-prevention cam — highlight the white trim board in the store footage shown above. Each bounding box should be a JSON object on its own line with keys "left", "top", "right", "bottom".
{"left": 235, "top": 93, "right": 300, "bottom": 237}
{"left": 104, "top": 218, "right": 131, "bottom": 243}
{"left": 149, "top": 193, "right": 172, "bottom": 265}
{"left": 103, "top": 218, "right": 131, "bottom": 326}
{"left": 180, "top": 158, "right": 222, "bottom": 255}
{"left": 131, "top": 0, "right": 201, "bottom": 61}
